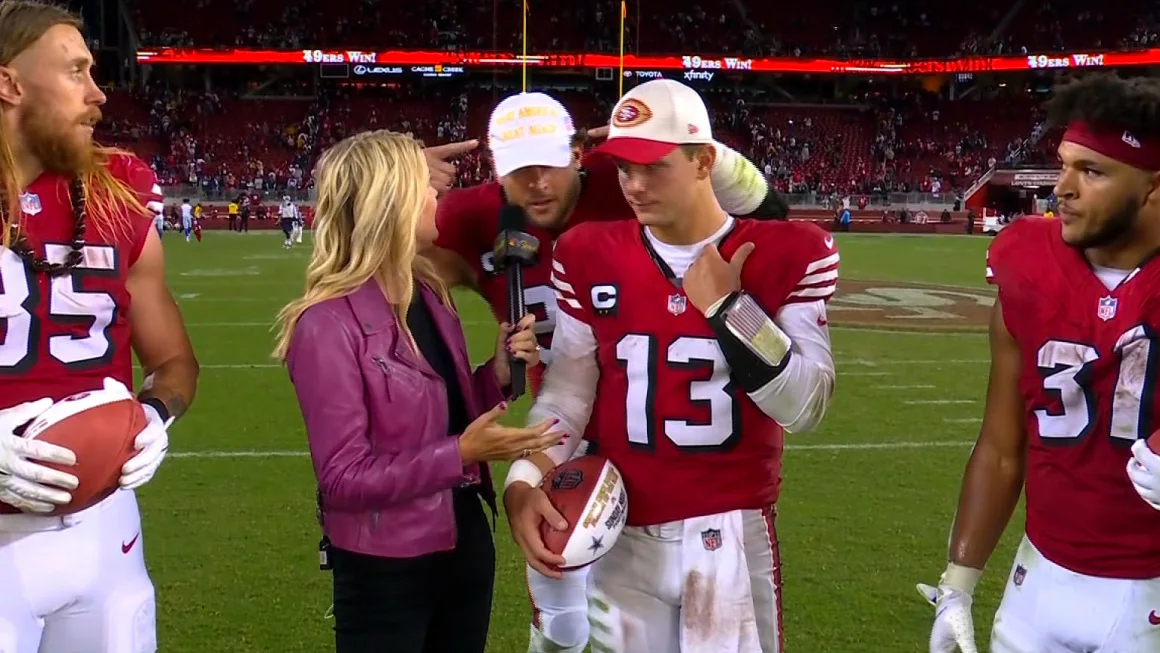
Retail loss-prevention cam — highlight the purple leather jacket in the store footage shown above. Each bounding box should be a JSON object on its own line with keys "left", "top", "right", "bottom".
{"left": 286, "top": 279, "right": 506, "bottom": 558}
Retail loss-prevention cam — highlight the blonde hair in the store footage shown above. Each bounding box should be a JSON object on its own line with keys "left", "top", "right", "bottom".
{"left": 272, "top": 130, "right": 449, "bottom": 361}
{"left": 0, "top": 0, "right": 146, "bottom": 246}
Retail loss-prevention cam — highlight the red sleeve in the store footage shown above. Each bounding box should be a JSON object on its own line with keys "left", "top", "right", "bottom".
{"left": 549, "top": 226, "right": 593, "bottom": 324}
{"left": 108, "top": 154, "right": 162, "bottom": 266}
{"left": 433, "top": 185, "right": 497, "bottom": 265}
{"left": 779, "top": 222, "right": 839, "bottom": 305}
{"left": 984, "top": 220, "right": 1026, "bottom": 288}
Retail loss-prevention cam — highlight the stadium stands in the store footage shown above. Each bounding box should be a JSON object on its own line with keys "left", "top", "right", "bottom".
{"left": 105, "top": 81, "right": 1040, "bottom": 208}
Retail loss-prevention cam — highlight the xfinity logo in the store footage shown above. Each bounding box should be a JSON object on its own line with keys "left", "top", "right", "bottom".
{"left": 684, "top": 70, "right": 714, "bottom": 81}
{"left": 353, "top": 65, "right": 402, "bottom": 75}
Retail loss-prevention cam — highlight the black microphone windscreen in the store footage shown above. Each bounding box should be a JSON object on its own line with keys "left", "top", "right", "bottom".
{"left": 498, "top": 204, "right": 528, "bottom": 232}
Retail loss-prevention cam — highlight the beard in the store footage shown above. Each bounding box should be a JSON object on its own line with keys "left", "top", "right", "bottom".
{"left": 19, "top": 107, "right": 100, "bottom": 177}
{"left": 1067, "top": 193, "right": 1143, "bottom": 250}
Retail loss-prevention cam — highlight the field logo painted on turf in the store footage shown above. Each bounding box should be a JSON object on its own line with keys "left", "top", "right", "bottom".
{"left": 830, "top": 281, "right": 992, "bottom": 330}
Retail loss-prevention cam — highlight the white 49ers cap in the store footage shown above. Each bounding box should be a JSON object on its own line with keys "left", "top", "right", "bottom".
{"left": 592, "top": 79, "right": 714, "bottom": 164}
{"left": 487, "top": 92, "right": 576, "bottom": 177}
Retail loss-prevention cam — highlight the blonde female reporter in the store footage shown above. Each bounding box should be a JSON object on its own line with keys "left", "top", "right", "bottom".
{"left": 273, "top": 130, "right": 555, "bottom": 653}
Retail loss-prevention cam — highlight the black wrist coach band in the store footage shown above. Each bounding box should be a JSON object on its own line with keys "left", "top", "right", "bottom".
{"left": 139, "top": 397, "right": 171, "bottom": 423}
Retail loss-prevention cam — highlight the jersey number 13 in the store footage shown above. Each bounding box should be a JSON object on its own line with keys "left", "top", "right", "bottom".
{"left": 616, "top": 333, "right": 742, "bottom": 451}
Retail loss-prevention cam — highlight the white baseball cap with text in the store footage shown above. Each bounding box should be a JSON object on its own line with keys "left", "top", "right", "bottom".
{"left": 592, "top": 79, "right": 714, "bottom": 164}
{"left": 487, "top": 92, "right": 576, "bottom": 177}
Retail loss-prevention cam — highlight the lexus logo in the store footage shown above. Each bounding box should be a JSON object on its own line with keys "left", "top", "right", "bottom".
{"left": 354, "top": 65, "right": 367, "bottom": 75}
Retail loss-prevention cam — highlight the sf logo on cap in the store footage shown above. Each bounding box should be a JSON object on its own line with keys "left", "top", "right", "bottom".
{"left": 613, "top": 99, "right": 653, "bottom": 128}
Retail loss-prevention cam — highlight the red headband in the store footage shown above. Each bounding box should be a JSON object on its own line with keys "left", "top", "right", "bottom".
{"left": 1062, "top": 121, "right": 1160, "bottom": 171}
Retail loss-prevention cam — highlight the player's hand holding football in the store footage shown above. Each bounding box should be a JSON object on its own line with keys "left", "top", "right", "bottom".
{"left": 504, "top": 480, "right": 568, "bottom": 579}
{"left": 110, "top": 377, "right": 173, "bottom": 490}
{"left": 1127, "top": 436, "right": 1160, "bottom": 510}
{"left": 682, "top": 242, "right": 756, "bottom": 314}
{"left": 0, "top": 398, "right": 79, "bottom": 513}
{"left": 917, "top": 565, "right": 980, "bottom": 653}
{"left": 423, "top": 139, "right": 480, "bottom": 195}
{"left": 458, "top": 401, "right": 559, "bottom": 465}
{"left": 492, "top": 313, "right": 540, "bottom": 389}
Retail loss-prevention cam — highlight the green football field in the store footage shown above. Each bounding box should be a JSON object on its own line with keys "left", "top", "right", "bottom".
{"left": 144, "top": 229, "right": 1020, "bottom": 652}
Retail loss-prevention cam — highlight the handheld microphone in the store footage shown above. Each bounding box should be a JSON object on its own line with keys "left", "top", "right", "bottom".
{"left": 493, "top": 204, "right": 540, "bottom": 399}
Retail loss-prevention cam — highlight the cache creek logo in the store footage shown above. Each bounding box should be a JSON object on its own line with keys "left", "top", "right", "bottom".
{"left": 829, "top": 281, "right": 994, "bottom": 330}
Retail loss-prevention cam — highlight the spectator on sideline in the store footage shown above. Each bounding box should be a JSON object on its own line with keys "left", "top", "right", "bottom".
{"left": 272, "top": 130, "right": 557, "bottom": 653}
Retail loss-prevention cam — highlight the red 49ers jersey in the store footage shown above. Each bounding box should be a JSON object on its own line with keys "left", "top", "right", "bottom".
{"left": 552, "top": 218, "right": 838, "bottom": 525}
{"left": 0, "top": 155, "right": 160, "bottom": 409}
{"left": 434, "top": 156, "right": 630, "bottom": 392}
{"left": 987, "top": 217, "right": 1160, "bottom": 579}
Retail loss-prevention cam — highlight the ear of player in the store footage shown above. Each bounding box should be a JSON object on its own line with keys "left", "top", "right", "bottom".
{"left": 0, "top": 377, "right": 172, "bottom": 515}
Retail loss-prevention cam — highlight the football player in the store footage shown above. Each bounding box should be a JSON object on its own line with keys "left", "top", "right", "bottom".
{"left": 920, "top": 73, "right": 1160, "bottom": 653}
{"left": 179, "top": 198, "right": 193, "bottom": 242}
{"left": 0, "top": 2, "right": 200, "bottom": 651}
{"left": 503, "top": 79, "right": 838, "bottom": 653}
{"left": 279, "top": 195, "right": 299, "bottom": 249}
{"left": 430, "top": 90, "right": 788, "bottom": 653}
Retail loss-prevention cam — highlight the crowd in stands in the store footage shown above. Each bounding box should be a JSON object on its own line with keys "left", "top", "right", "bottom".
{"left": 128, "top": 0, "right": 1157, "bottom": 59}
{"left": 110, "top": 0, "right": 1122, "bottom": 202}
{"left": 98, "top": 77, "right": 1045, "bottom": 205}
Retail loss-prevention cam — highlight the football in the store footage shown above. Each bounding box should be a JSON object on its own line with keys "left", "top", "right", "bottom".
{"left": 3, "top": 379, "right": 147, "bottom": 515}
{"left": 1148, "top": 430, "right": 1160, "bottom": 455}
{"left": 539, "top": 456, "right": 628, "bottom": 570}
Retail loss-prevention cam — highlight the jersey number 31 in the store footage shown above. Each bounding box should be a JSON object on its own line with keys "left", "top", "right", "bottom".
{"left": 1036, "top": 326, "right": 1156, "bottom": 443}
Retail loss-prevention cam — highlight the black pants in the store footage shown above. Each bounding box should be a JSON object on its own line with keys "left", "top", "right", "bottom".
{"left": 330, "top": 489, "right": 495, "bottom": 653}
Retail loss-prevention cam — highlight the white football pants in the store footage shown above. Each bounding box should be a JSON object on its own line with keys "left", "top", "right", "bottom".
{"left": 0, "top": 490, "right": 156, "bottom": 653}
{"left": 587, "top": 506, "right": 782, "bottom": 653}
{"left": 991, "top": 536, "right": 1160, "bottom": 652}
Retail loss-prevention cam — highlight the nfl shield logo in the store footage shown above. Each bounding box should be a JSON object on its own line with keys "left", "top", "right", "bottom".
{"left": 1013, "top": 564, "right": 1026, "bottom": 587}
{"left": 701, "top": 528, "right": 722, "bottom": 551}
{"left": 19, "top": 192, "right": 41, "bottom": 216}
{"left": 667, "top": 294, "right": 687, "bottom": 316}
{"left": 1097, "top": 296, "right": 1118, "bottom": 321}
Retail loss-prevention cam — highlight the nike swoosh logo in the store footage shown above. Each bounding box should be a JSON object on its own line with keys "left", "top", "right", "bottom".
{"left": 122, "top": 533, "right": 140, "bottom": 554}
{"left": 1150, "top": 610, "right": 1160, "bottom": 626}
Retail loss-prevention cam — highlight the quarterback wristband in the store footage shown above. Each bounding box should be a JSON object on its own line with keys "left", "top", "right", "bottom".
{"left": 941, "top": 562, "right": 983, "bottom": 595}
{"left": 708, "top": 292, "right": 792, "bottom": 393}
{"left": 504, "top": 459, "right": 544, "bottom": 491}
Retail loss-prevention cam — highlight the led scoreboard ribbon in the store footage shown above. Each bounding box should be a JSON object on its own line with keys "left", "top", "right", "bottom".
{"left": 134, "top": 47, "right": 1146, "bottom": 75}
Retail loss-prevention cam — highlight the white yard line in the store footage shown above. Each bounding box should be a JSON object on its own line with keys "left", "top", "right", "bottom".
{"left": 178, "top": 357, "right": 987, "bottom": 371}
{"left": 177, "top": 318, "right": 986, "bottom": 338}
{"left": 168, "top": 440, "right": 975, "bottom": 459}
{"left": 854, "top": 359, "right": 987, "bottom": 366}
{"left": 905, "top": 399, "right": 978, "bottom": 405}
{"left": 878, "top": 384, "right": 936, "bottom": 389}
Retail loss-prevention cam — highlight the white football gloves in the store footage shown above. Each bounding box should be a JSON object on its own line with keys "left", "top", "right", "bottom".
{"left": 917, "top": 563, "right": 981, "bottom": 653}
{"left": 119, "top": 392, "right": 172, "bottom": 490}
{"left": 0, "top": 398, "right": 79, "bottom": 513}
{"left": 1127, "top": 439, "right": 1160, "bottom": 510}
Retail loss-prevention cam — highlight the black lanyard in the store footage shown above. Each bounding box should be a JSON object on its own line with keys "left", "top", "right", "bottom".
{"left": 637, "top": 220, "right": 737, "bottom": 288}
